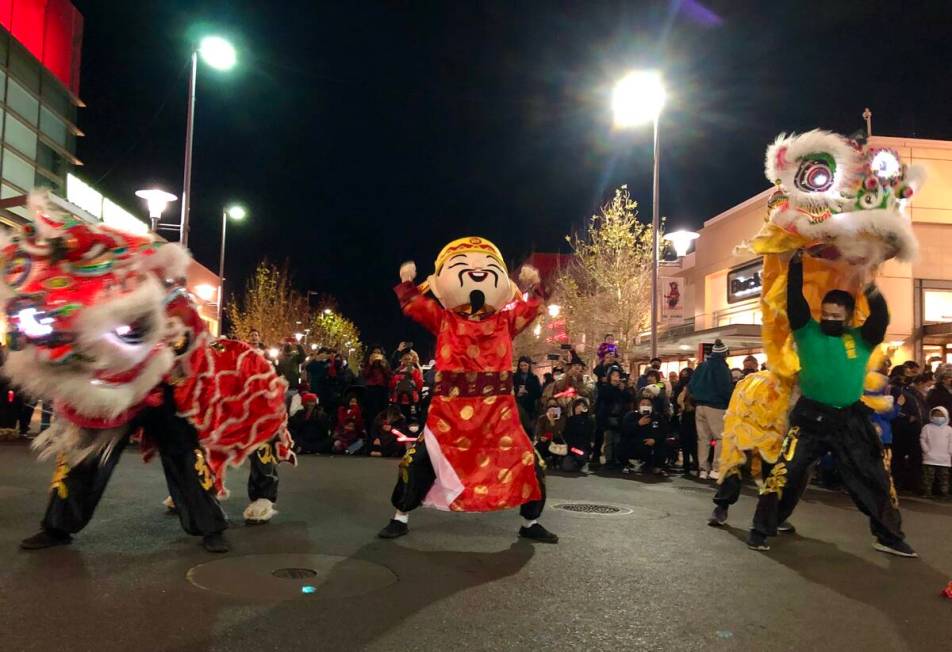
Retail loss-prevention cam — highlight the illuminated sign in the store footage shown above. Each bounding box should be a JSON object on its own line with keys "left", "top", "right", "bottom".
{"left": 727, "top": 260, "right": 762, "bottom": 304}
{"left": 66, "top": 173, "right": 149, "bottom": 235}
{"left": 0, "top": 0, "right": 84, "bottom": 95}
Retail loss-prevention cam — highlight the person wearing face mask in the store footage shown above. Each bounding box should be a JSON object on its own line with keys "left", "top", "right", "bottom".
{"left": 919, "top": 407, "right": 952, "bottom": 499}
{"left": 747, "top": 250, "right": 916, "bottom": 557}
{"left": 561, "top": 398, "right": 594, "bottom": 472}
{"left": 892, "top": 372, "right": 932, "bottom": 492}
{"left": 595, "top": 368, "right": 628, "bottom": 469}
{"left": 534, "top": 400, "right": 565, "bottom": 463}
{"left": 927, "top": 365, "right": 952, "bottom": 416}
{"left": 620, "top": 395, "right": 669, "bottom": 475}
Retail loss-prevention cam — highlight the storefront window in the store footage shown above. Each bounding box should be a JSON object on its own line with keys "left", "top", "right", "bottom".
{"left": 923, "top": 289, "right": 952, "bottom": 324}
{"left": 5, "top": 114, "right": 37, "bottom": 159}
{"left": 6, "top": 79, "right": 39, "bottom": 125}
{"left": 2, "top": 147, "right": 35, "bottom": 190}
{"left": 39, "top": 107, "right": 67, "bottom": 147}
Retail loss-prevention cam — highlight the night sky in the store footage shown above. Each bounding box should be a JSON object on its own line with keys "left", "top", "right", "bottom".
{"left": 71, "top": 0, "right": 952, "bottom": 356}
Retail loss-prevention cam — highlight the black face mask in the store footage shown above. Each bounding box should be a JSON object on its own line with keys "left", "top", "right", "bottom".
{"left": 820, "top": 319, "right": 845, "bottom": 337}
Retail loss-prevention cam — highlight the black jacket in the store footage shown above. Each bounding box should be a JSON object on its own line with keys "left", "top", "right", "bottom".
{"left": 514, "top": 369, "right": 542, "bottom": 417}
{"left": 927, "top": 383, "right": 952, "bottom": 415}
{"left": 563, "top": 414, "right": 594, "bottom": 457}
{"left": 595, "top": 383, "right": 628, "bottom": 428}
{"left": 621, "top": 409, "right": 669, "bottom": 444}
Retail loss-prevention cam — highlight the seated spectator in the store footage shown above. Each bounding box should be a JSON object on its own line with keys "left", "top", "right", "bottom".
{"left": 561, "top": 398, "right": 594, "bottom": 472}
{"left": 621, "top": 394, "right": 670, "bottom": 476}
{"left": 369, "top": 405, "right": 409, "bottom": 458}
{"left": 534, "top": 400, "right": 564, "bottom": 463}
{"left": 290, "top": 392, "right": 332, "bottom": 454}
{"left": 333, "top": 394, "right": 366, "bottom": 454}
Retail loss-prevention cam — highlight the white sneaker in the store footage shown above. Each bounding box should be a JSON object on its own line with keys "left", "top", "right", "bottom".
{"left": 699, "top": 470, "right": 709, "bottom": 480}
{"left": 708, "top": 470, "right": 720, "bottom": 481}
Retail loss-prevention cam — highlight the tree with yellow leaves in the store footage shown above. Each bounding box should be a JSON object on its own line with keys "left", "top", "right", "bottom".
{"left": 552, "top": 185, "right": 658, "bottom": 360}
{"left": 227, "top": 260, "right": 308, "bottom": 347}
{"left": 308, "top": 308, "right": 365, "bottom": 369}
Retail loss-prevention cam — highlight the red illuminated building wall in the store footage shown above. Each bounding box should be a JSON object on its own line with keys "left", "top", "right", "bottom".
{"left": 0, "top": 0, "right": 82, "bottom": 95}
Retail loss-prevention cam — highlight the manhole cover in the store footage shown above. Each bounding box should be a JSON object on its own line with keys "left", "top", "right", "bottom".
{"left": 0, "top": 486, "right": 30, "bottom": 499}
{"left": 272, "top": 567, "right": 317, "bottom": 579}
{"left": 187, "top": 553, "right": 397, "bottom": 600}
{"left": 552, "top": 502, "right": 633, "bottom": 516}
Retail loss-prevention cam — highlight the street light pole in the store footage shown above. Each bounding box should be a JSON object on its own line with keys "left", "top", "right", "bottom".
{"left": 650, "top": 115, "right": 660, "bottom": 359}
{"left": 180, "top": 52, "right": 198, "bottom": 249}
{"left": 217, "top": 208, "right": 227, "bottom": 329}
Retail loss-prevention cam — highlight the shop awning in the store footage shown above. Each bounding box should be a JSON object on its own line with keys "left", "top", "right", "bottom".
{"left": 629, "top": 322, "right": 762, "bottom": 359}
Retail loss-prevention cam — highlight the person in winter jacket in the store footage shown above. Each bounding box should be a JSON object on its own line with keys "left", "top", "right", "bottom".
{"left": 673, "top": 367, "right": 697, "bottom": 474}
{"left": 333, "top": 395, "right": 366, "bottom": 454}
{"left": 362, "top": 346, "right": 392, "bottom": 426}
{"left": 561, "top": 398, "right": 594, "bottom": 472}
{"left": 595, "top": 367, "right": 628, "bottom": 468}
{"left": 892, "top": 372, "right": 932, "bottom": 491}
{"left": 920, "top": 406, "right": 952, "bottom": 498}
{"left": 863, "top": 370, "right": 903, "bottom": 448}
{"left": 927, "top": 364, "right": 952, "bottom": 415}
{"left": 390, "top": 350, "right": 424, "bottom": 423}
{"left": 620, "top": 394, "right": 669, "bottom": 475}
{"left": 687, "top": 339, "right": 733, "bottom": 479}
{"left": 514, "top": 356, "right": 543, "bottom": 436}
{"left": 290, "top": 392, "right": 332, "bottom": 454}
{"left": 369, "top": 405, "right": 410, "bottom": 458}
{"left": 534, "top": 400, "right": 565, "bottom": 463}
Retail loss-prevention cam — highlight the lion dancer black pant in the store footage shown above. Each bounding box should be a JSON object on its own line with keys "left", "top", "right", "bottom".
{"left": 248, "top": 438, "right": 279, "bottom": 503}
{"left": 751, "top": 397, "right": 904, "bottom": 545}
{"left": 390, "top": 438, "right": 547, "bottom": 520}
{"left": 42, "top": 415, "right": 227, "bottom": 538}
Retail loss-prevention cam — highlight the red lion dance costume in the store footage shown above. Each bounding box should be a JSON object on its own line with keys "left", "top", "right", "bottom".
{"left": 377, "top": 236, "right": 558, "bottom": 543}
{"left": 2, "top": 196, "right": 292, "bottom": 553}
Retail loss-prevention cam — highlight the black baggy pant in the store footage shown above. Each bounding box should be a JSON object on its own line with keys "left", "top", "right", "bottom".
{"left": 390, "top": 437, "right": 547, "bottom": 520}
{"left": 42, "top": 418, "right": 227, "bottom": 537}
{"left": 248, "top": 438, "right": 279, "bottom": 503}
{"left": 751, "top": 397, "right": 904, "bottom": 545}
{"left": 713, "top": 455, "right": 774, "bottom": 509}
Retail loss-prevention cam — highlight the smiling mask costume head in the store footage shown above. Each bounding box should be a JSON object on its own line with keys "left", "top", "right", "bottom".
{"left": 421, "top": 236, "right": 519, "bottom": 316}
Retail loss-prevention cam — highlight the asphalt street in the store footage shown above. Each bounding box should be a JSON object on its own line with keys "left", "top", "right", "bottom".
{"left": 1, "top": 439, "right": 950, "bottom": 651}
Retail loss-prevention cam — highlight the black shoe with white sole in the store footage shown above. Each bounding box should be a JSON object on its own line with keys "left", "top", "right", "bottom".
{"left": 777, "top": 521, "right": 796, "bottom": 534}
{"left": 519, "top": 523, "right": 559, "bottom": 543}
{"left": 707, "top": 505, "right": 728, "bottom": 527}
{"left": 873, "top": 539, "right": 918, "bottom": 558}
{"left": 378, "top": 519, "right": 409, "bottom": 539}
{"left": 746, "top": 531, "right": 770, "bottom": 551}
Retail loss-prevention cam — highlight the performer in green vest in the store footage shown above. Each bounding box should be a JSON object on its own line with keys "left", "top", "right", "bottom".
{"left": 747, "top": 250, "right": 916, "bottom": 557}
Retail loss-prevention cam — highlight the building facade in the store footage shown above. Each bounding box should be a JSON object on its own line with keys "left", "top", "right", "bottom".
{"left": 662, "top": 134, "right": 952, "bottom": 372}
{"left": 0, "top": 2, "right": 222, "bottom": 336}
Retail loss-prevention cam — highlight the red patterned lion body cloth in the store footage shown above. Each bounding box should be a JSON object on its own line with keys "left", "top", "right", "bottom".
{"left": 1, "top": 195, "right": 292, "bottom": 550}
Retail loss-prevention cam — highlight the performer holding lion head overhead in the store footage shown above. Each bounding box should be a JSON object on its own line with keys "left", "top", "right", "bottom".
{"left": 708, "top": 129, "right": 922, "bottom": 558}
{"left": 377, "top": 236, "right": 558, "bottom": 543}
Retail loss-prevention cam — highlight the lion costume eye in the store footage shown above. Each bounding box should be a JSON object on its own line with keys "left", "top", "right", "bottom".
{"left": 112, "top": 318, "right": 152, "bottom": 345}
{"left": 794, "top": 156, "right": 835, "bottom": 193}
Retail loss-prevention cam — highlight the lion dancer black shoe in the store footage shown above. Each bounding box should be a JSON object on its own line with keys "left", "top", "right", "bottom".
{"left": 377, "top": 238, "right": 558, "bottom": 544}
{"left": 747, "top": 252, "right": 916, "bottom": 558}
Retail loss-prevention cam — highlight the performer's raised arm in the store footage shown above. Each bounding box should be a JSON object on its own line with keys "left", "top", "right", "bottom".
{"left": 507, "top": 265, "right": 544, "bottom": 336}
{"left": 861, "top": 283, "right": 889, "bottom": 347}
{"left": 786, "top": 250, "right": 811, "bottom": 331}
{"left": 393, "top": 261, "right": 444, "bottom": 334}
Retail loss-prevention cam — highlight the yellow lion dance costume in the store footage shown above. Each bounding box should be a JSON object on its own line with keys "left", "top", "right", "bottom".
{"left": 720, "top": 130, "right": 924, "bottom": 487}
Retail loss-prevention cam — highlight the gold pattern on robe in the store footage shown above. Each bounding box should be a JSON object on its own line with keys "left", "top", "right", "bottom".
{"left": 499, "top": 435, "right": 514, "bottom": 450}
{"left": 454, "top": 436, "right": 472, "bottom": 451}
{"left": 459, "top": 405, "right": 475, "bottom": 420}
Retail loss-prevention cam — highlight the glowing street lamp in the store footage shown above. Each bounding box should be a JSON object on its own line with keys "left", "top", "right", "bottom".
{"left": 216, "top": 203, "right": 247, "bottom": 332}
{"left": 547, "top": 304, "right": 561, "bottom": 318}
{"left": 323, "top": 308, "right": 333, "bottom": 316}
{"left": 135, "top": 188, "right": 178, "bottom": 233}
{"left": 613, "top": 69, "right": 666, "bottom": 358}
{"left": 180, "top": 35, "right": 238, "bottom": 249}
{"left": 193, "top": 283, "right": 217, "bottom": 303}
{"left": 664, "top": 230, "right": 699, "bottom": 257}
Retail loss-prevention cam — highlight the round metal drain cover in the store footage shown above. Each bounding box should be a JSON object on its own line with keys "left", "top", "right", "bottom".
{"left": 552, "top": 502, "right": 633, "bottom": 516}
{"left": 187, "top": 553, "right": 397, "bottom": 600}
{"left": 272, "top": 567, "right": 317, "bottom": 579}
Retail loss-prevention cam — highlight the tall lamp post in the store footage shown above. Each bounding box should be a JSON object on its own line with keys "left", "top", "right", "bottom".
{"left": 217, "top": 204, "right": 247, "bottom": 331}
{"left": 135, "top": 188, "right": 178, "bottom": 233}
{"left": 180, "top": 36, "right": 237, "bottom": 249}
{"left": 612, "top": 70, "right": 666, "bottom": 359}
